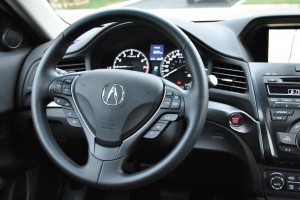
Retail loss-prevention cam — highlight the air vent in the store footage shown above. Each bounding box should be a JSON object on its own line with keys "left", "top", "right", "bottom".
{"left": 56, "top": 58, "right": 86, "bottom": 74}
{"left": 211, "top": 63, "right": 247, "bottom": 93}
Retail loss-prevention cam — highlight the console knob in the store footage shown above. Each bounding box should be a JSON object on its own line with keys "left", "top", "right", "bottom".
{"left": 270, "top": 175, "right": 285, "bottom": 190}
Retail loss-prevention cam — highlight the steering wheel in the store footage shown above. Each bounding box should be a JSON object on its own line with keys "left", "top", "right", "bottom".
{"left": 31, "top": 8, "right": 208, "bottom": 189}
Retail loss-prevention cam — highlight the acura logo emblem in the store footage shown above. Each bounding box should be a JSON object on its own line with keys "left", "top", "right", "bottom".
{"left": 102, "top": 84, "right": 125, "bottom": 106}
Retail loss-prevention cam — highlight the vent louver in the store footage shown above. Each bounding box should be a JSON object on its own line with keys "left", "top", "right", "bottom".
{"left": 56, "top": 58, "right": 86, "bottom": 74}
{"left": 211, "top": 64, "right": 247, "bottom": 93}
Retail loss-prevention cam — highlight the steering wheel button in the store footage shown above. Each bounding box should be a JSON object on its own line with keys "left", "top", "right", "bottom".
{"left": 54, "top": 97, "right": 63, "bottom": 105}
{"left": 166, "top": 90, "right": 173, "bottom": 97}
{"left": 160, "top": 114, "right": 178, "bottom": 121}
{"left": 173, "top": 94, "right": 180, "bottom": 100}
{"left": 67, "top": 118, "right": 81, "bottom": 127}
{"left": 63, "top": 88, "right": 72, "bottom": 96}
{"left": 170, "top": 100, "right": 180, "bottom": 109}
{"left": 164, "top": 97, "right": 172, "bottom": 102}
{"left": 63, "top": 109, "right": 77, "bottom": 118}
{"left": 151, "top": 122, "right": 168, "bottom": 131}
{"left": 53, "top": 85, "right": 62, "bottom": 94}
{"left": 64, "top": 79, "right": 73, "bottom": 84}
{"left": 161, "top": 102, "right": 171, "bottom": 109}
{"left": 63, "top": 83, "right": 71, "bottom": 89}
{"left": 144, "top": 130, "right": 161, "bottom": 139}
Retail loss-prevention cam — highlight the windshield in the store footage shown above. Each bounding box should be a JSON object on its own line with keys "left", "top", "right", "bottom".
{"left": 48, "top": 0, "right": 300, "bottom": 23}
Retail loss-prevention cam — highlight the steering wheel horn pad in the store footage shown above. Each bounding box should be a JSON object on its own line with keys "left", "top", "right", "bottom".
{"left": 73, "top": 69, "right": 164, "bottom": 146}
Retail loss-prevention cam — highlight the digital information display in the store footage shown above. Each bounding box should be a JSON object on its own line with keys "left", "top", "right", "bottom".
{"left": 150, "top": 45, "right": 164, "bottom": 61}
{"left": 268, "top": 85, "right": 300, "bottom": 95}
{"left": 268, "top": 29, "right": 300, "bottom": 63}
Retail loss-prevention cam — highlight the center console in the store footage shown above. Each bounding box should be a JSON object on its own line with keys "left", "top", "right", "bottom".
{"left": 250, "top": 63, "right": 300, "bottom": 198}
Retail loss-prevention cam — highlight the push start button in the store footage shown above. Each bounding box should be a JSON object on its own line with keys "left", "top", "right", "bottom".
{"left": 229, "top": 113, "right": 242, "bottom": 127}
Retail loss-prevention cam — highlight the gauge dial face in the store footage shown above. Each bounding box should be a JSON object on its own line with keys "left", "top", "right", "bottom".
{"left": 160, "top": 50, "right": 191, "bottom": 87}
{"left": 113, "top": 49, "right": 149, "bottom": 73}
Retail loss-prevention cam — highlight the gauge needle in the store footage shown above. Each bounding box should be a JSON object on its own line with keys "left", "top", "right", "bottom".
{"left": 163, "top": 64, "right": 186, "bottom": 78}
{"left": 114, "top": 66, "right": 137, "bottom": 69}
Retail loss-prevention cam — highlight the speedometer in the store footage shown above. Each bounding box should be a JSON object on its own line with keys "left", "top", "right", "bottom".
{"left": 113, "top": 49, "right": 149, "bottom": 73}
{"left": 160, "top": 50, "right": 191, "bottom": 88}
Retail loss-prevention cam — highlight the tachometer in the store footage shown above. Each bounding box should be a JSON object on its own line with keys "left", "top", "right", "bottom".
{"left": 160, "top": 50, "right": 191, "bottom": 88}
{"left": 113, "top": 49, "right": 149, "bottom": 73}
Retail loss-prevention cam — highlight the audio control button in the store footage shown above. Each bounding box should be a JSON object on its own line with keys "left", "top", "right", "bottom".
{"left": 270, "top": 176, "right": 285, "bottom": 190}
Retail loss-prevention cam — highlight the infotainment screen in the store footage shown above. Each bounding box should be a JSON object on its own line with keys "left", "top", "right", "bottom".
{"left": 268, "top": 29, "right": 300, "bottom": 63}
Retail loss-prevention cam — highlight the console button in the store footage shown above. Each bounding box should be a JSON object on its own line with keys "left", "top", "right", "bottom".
{"left": 287, "top": 183, "right": 297, "bottom": 191}
{"left": 277, "top": 132, "right": 296, "bottom": 145}
{"left": 272, "top": 115, "right": 287, "bottom": 121}
{"left": 295, "top": 65, "right": 300, "bottom": 72}
{"left": 287, "top": 172, "right": 297, "bottom": 182}
{"left": 271, "top": 109, "right": 294, "bottom": 116}
{"left": 296, "top": 174, "right": 300, "bottom": 182}
{"left": 281, "top": 98, "right": 293, "bottom": 102}
{"left": 279, "top": 146, "right": 298, "bottom": 153}
{"left": 290, "top": 122, "right": 300, "bottom": 134}
{"left": 267, "top": 78, "right": 279, "bottom": 82}
{"left": 270, "top": 176, "right": 285, "bottom": 190}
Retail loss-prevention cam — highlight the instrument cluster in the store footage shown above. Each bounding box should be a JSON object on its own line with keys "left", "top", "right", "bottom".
{"left": 105, "top": 45, "right": 192, "bottom": 90}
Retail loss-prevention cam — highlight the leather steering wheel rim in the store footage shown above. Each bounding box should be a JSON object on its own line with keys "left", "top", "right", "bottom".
{"left": 31, "top": 8, "right": 208, "bottom": 189}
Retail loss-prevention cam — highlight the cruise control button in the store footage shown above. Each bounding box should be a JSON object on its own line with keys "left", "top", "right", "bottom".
{"left": 151, "top": 122, "right": 168, "bottom": 131}
{"left": 144, "top": 130, "right": 161, "bottom": 139}
{"left": 170, "top": 100, "right": 180, "bottom": 109}
{"left": 277, "top": 132, "right": 296, "bottom": 145}
{"left": 67, "top": 118, "right": 81, "bottom": 127}
{"left": 160, "top": 114, "right": 178, "bottom": 122}
{"left": 63, "top": 109, "right": 77, "bottom": 118}
{"left": 272, "top": 115, "right": 287, "bottom": 121}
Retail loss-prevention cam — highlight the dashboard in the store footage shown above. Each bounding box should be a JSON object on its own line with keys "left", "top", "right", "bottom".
{"left": 13, "top": 13, "right": 300, "bottom": 200}
{"left": 89, "top": 24, "right": 196, "bottom": 89}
